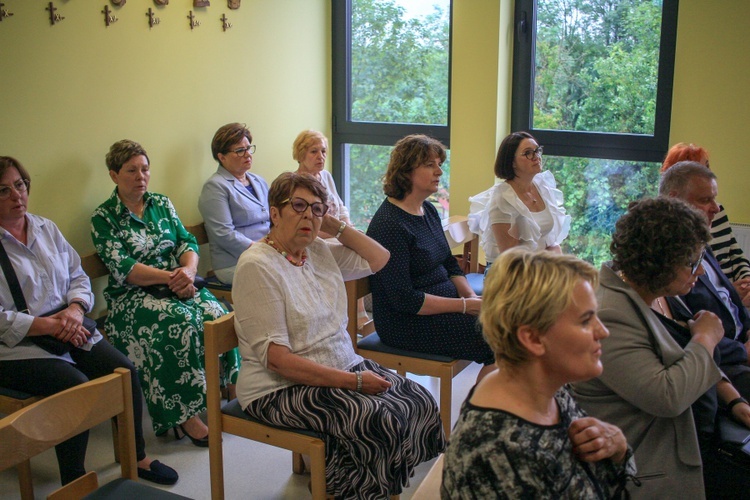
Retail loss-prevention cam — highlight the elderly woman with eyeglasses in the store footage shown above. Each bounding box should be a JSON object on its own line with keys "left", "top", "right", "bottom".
{"left": 199, "top": 123, "right": 270, "bottom": 284}
{"left": 469, "top": 131, "right": 570, "bottom": 268}
{"left": 91, "top": 140, "right": 239, "bottom": 447}
{"left": 293, "top": 130, "right": 351, "bottom": 238}
{"left": 232, "top": 172, "right": 445, "bottom": 499}
{"left": 572, "top": 197, "right": 750, "bottom": 498}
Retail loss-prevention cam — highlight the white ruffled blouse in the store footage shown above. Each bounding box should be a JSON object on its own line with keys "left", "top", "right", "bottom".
{"left": 471, "top": 170, "right": 570, "bottom": 261}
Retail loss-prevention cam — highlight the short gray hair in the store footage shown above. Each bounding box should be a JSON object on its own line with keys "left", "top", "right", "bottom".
{"left": 659, "top": 161, "right": 716, "bottom": 197}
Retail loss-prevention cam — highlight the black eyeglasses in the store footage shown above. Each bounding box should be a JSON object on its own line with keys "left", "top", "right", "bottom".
{"left": 688, "top": 248, "right": 706, "bottom": 275}
{"left": 231, "top": 145, "right": 256, "bottom": 157}
{"left": 518, "top": 146, "right": 544, "bottom": 160}
{"left": 282, "top": 197, "right": 329, "bottom": 218}
{"left": 0, "top": 179, "right": 29, "bottom": 200}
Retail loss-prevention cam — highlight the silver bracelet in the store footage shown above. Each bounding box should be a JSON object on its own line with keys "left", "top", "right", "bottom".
{"left": 335, "top": 221, "right": 347, "bottom": 239}
{"left": 355, "top": 371, "right": 363, "bottom": 392}
{"left": 461, "top": 297, "right": 466, "bottom": 314}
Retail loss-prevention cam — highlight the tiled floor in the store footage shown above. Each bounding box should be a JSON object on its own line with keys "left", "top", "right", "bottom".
{"left": 1, "top": 364, "right": 481, "bottom": 499}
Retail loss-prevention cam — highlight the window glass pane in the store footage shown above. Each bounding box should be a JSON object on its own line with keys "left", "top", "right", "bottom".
{"left": 346, "top": 144, "right": 451, "bottom": 229}
{"left": 534, "top": 0, "right": 663, "bottom": 135}
{"left": 546, "top": 156, "right": 659, "bottom": 266}
{"left": 350, "top": 0, "right": 450, "bottom": 125}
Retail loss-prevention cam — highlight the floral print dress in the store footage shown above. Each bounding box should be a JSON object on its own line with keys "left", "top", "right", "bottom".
{"left": 91, "top": 189, "right": 239, "bottom": 434}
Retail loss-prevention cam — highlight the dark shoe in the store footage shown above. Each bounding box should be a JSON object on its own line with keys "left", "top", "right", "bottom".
{"left": 174, "top": 423, "right": 209, "bottom": 447}
{"left": 138, "top": 460, "right": 179, "bottom": 485}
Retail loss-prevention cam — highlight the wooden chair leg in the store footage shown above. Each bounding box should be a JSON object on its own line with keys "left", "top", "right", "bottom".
{"left": 439, "top": 375, "right": 452, "bottom": 439}
{"left": 111, "top": 419, "right": 120, "bottom": 463}
{"left": 309, "top": 441, "right": 326, "bottom": 500}
{"left": 17, "top": 460, "right": 33, "bottom": 500}
{"left": 292, "top": 452, "right": 305, "bottom": 474}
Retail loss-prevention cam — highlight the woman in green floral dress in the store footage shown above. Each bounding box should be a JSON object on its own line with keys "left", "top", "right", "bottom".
{"left": 91, "top": 139, "right": 239, "bottom": 445}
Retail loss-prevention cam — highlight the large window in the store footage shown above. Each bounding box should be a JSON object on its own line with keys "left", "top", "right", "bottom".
{"left": 333, "top": 0, "right": 452, "bottom": 229}
{"left": 512, "top": 0, "right": 678, "bottom": 265}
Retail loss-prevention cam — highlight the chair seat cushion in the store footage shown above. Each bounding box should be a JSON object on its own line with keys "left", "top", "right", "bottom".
{"left": 205, "top": 276, "right": 232, "bottom": 292}
{"left": 221, "top": 399, "right": 324, "bottom": 439}
{"left": 83, "top": 478, "right": 192, "bottom": 499}
{"left": 358, "top": 331, "right": 456, "bottom": 363}
{"left": 0, "top": 386, "right": 36, "bottom": 400}
{"left": 465, "top": 272, "right": 484, "bottom": 296}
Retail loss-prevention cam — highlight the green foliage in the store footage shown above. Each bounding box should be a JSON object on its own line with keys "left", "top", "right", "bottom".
{"left": 348, "top": 0, "right": 451, "bottom": 229}
{"left": 534, "top": 0, "right": 664, "bottom": 266}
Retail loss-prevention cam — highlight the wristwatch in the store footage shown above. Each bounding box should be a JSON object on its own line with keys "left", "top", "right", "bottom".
{"left": 727, "top": 397, "right": 749, "bottom": 412}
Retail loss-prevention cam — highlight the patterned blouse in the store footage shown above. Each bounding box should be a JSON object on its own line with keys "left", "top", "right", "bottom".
{"left": 442, "top": 385, "right": 636, "bottom": 499}
{"left": 91, "top": 189, "right": 198, "bottom": 298}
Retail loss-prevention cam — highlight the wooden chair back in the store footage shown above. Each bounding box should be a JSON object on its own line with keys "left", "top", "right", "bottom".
{"left": 185, "top": 222, "right": 233, "bottom": 304}
{"left": 0, "top": 369, "right": 137, "bottom": 495}
{"left": 203, "top": 313, "right": 326, "bottom": 499}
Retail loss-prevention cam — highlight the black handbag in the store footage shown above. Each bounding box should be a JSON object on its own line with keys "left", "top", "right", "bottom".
{"left": 142, "top": 275, "right": 207, "bottom": 299}
{"left": 0, "top": 239, "right": 95, "bottom": 356}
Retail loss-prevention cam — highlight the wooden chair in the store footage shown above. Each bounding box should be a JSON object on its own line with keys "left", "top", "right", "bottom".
{"left": 204, "top": 312, "right": 327, "bottom": 500}
{"left": 345, "top": 278, "right": 471, "bottom": 438}
{"left": 443, "top": 216, "right": 484, "bottom": 296}
{"left": 0, "top": 368, "right": 189, "bottom": 500}
{"left": 411, "top": 455, "right": 445, "bottom": 500}
{"left": 185, "top": 222, "right": 233, "bottom": 304}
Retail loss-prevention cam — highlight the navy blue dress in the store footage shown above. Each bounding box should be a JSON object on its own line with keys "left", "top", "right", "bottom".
{"left": 366, "top": 199, "right": 494, "bottom": 364}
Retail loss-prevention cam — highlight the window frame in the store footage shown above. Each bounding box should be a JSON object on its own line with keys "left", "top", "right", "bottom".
{"left": 331, "top": 0, "right": 453, "bottom": 199}
{"left": 510, "top": 0, "right": 680, "bottom": 163}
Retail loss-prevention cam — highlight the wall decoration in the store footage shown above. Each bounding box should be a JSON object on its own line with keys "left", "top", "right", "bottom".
{"left": 46, "top": 2, "right": 65, "bottom": 26}
{"left": 111, "top": 0, "right": 126, "bottom": 6}
{"left": 146, "top": 7, "right": 160, "bottom": 28}
{"left": 194, "top": 1, "right": 210, "bottom": 7}
{"left": 187, "top": 10, "right": 200, "bottom": 30}
{"left": 102, "top": 5, "right": 118, "bottom": 27}
{"left": 228, "top": 0, "right": 240, "bottom": 9}
{"left": 220, "top": 14, "right": 231, "bottom": 31}
{"left": 154, "top": 0, "right": 168, "bottom": 5}
{"left": 0, "top": 2, "right": 14, "bottom": 21}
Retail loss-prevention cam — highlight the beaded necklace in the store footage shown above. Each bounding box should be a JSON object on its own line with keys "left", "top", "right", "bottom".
{"left": 263, "top": 236, "right": 307, "bottom": 267}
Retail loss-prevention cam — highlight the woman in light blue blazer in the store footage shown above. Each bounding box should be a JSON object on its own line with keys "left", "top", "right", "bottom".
{"left": 199, "top": 123, "right": 270, "bottom": 284}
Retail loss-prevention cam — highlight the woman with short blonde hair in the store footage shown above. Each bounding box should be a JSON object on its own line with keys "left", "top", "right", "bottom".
{"left": 443, "top": 248, "right": 634, "bottom": 498}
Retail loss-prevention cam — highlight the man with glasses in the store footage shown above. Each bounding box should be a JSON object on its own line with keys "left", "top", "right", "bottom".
{"left": 661, "top": 161, "right": 750, "bottom": 399}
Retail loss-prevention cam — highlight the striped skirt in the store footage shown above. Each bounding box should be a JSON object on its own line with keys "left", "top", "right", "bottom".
{"left": 245, "top": 359, "right": 446, "bottom": 499}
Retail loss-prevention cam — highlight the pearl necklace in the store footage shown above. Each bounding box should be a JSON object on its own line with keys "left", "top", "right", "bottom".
{"left": 263, "top": 236, "right": 307, "bottom": 267}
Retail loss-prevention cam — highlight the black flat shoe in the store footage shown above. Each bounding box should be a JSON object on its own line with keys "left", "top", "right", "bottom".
{"left": 173, "top": 423, "right": 209, "bottom": 447}
{"left": 138, "top": 460, "right": 179, "bottom": 485}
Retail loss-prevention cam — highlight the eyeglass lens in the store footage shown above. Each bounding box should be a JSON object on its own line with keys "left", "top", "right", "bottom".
{"left": 524, "top": 147, "right": 543, "bottom": 160}
{"left": 289, "top": 197, "right": 328, "bottom": 217}
{"left": 233, "top": 145, "right": 256, "bottom": 156}
{"left": 0, "top": 180, "right": 28, "bottom": 199}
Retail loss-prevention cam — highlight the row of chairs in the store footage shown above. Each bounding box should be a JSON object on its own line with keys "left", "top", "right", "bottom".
{"left": 1, "top": 216, "right": 484, "bottom": 499}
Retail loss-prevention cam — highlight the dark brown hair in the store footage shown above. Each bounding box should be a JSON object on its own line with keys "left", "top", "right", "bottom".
{"left": 494, "top": 131, "right": 535, "bottom": 180}
{"left": 268, "top": 172, "right": 328, "bottom": 226}
{"left": 611, "top": 197, "right": 710, "bottom": 294}
{"left": 106, "top": 140, "right": 150, "bottom": 173}
{"left": 0, "top": 156, "right": 31, "bottom": 193}
{"left": 383, "top": 134, "right": 446, "bottom": 200}
{"left": 211, "top": 123, "right": 253, "bottom": 163}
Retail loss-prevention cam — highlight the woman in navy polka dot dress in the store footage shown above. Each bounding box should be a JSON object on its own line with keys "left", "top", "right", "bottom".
{"left": 367, "top": 135, "right": 496, "bottom": 381}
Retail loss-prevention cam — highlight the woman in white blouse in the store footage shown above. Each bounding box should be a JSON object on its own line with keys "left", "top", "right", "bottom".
{"left": 472, "top": 131, "right": 570, "bottom": 267}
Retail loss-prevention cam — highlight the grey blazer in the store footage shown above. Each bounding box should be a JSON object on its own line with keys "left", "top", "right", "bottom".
{"left": 198, "top": 166, "right": 270, "bottom": 272}
{"left": 572, "top": 263, "right": 721, "bottom": 499}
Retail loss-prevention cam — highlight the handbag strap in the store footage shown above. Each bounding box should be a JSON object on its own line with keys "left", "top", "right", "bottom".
{"left": 0, "top": 239, "right": 29, "bottom": 314}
